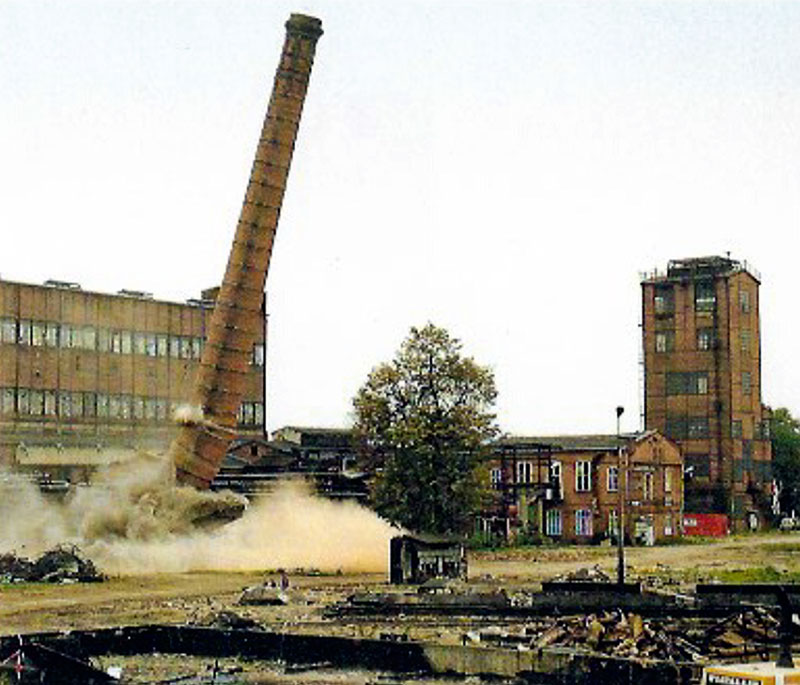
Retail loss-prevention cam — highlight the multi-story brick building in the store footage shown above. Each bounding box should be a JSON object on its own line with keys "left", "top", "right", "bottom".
{"left": 485, "top": 431, "right": 683, "bottom": 544}
{"left": 0, "top": 277, "right": 265, "bottom": 481}
{"left": 641, "top": 256, "right": 772, "bottom": 529}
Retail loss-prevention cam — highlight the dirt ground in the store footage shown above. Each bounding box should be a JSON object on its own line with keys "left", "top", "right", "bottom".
{"left": 3, "top": 532, "right": 800, "bottom": 638}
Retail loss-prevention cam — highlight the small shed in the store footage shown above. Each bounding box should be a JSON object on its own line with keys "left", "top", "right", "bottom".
{"left": 389, "top": 534, "right": 466, "bottom": 584}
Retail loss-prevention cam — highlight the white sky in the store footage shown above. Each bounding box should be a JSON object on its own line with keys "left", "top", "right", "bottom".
{"left": 2, "top": 1, "right": 799, "bottom": 437}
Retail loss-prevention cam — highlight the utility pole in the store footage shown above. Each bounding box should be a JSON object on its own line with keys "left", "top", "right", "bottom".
{"left": 616, "top": 406, "right": 626, "bottom": 587}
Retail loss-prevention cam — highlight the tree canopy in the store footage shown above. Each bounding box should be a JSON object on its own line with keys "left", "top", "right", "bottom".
{"left": 352, "top": 323, "right": 498, "bottom": 535}
{"left": 772, "top": 407, "right": 800, "bottom": 515}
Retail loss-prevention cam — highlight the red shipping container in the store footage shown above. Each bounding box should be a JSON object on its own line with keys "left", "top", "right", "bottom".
{"left": 683, "top": 513, "right": 729, "bottom": 537}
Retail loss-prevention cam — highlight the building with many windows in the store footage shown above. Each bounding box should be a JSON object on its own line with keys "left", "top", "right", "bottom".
{"left": 641, "top": 256, "right": 772, "bottom": 529}
{"left": 484, "top": 431, "right": 682, "bottom": 544}
{"left": 0, "top": 277, "right": 265, "bottom": 481}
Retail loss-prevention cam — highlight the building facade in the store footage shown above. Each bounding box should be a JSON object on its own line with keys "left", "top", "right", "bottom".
{"left": 641, "top": 256, "right": 772, "bottom": 529}
{"left": 485, "top": 431, "right": 683, "bottom": 544}
{"left": 0, "top": 278, "right": 265, "bottom": 480}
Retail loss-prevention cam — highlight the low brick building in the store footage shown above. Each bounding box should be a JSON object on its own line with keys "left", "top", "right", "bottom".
{"left": 485, "top": 431, "right": 683, "bottom": 544}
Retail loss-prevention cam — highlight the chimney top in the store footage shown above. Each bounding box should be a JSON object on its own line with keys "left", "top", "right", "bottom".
{"left": 285, "top": 13, "right": 323, "bottom": 40}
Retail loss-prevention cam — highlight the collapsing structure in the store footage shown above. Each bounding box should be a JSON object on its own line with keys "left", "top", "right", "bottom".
{"left": 172, "top": 14, "right": 323, "bottom": 489}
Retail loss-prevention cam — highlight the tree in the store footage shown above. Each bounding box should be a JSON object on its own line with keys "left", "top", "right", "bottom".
{"left": 352, "top": 324, "right": 498, "bottom": 535}
{"left": 771, "top": 407, "right": 800, "bottom": 515}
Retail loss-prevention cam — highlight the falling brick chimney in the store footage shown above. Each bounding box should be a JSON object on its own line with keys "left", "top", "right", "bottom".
{"left": 171, "top": 13, "right": 323, "bottom": 489}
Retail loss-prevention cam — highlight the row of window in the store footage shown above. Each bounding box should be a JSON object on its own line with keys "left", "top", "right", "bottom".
{"left": 653, "top": 284, "right": 750, "bottom": 316}
{"left": 493, "top": 461, "right": 672, "bottom": 499}
{"left": 543, "top": 509, "right": 676, "bottom": 538}
{"left": 655, "top": 328, "right": 752, "bottom": 354}
{"left": 0, "top": 387, "right": 264, "bottom": 426}
{"left": 0, "top": 318, "right": 265, "bottom": 366}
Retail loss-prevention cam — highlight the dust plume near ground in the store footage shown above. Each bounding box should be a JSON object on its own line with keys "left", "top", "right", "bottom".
{"left": 0, "top": 458, "right": 397, "bottom": 575}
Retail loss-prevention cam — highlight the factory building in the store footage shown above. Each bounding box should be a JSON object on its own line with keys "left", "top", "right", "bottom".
{"left": 641, "top": 256, "right": 772, "bottom": 529}
{"left": 0, "top": 277, "right": 266, "bottom": 481}
{"left": 484, "top": 431, "right": 682, "bottom": 545}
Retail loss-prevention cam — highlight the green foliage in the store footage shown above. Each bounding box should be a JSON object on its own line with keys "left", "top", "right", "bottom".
{"left": 771, "top": 407, "right": 800, "bottom": 514}
{"left": 353, "top": 324, "right": 498, "bottom": 536}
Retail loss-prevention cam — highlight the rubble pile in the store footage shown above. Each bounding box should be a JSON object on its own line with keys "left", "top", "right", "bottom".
{"left": 471, "top": 608, "right": 780, "bottom": 663}
{"left": 0, "top": 546, "right": 103, "bottom": 584}
{"left": 552, "top": 565, "right": 612, "bottom": 583}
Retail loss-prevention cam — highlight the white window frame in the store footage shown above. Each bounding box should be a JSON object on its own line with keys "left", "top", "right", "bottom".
{"left": 607, "top": 465, "right": 619, "bottom": 493}
{"left": 550, "top": 460, "right": 563, "bottom": 498}
{"left": 575, "top": 461, "right": 592, "bottom": 492}
{"left": 575, "top": 509, "right": 593, "bottom": 536}
{"left": 643, "top": 471, "right": 654, "bottom": 500}
{"left": 545, "top": 509, "right": 562, "bottom": 536}
{"left": 517, "top": 460, "right": 533, "bottom": 484}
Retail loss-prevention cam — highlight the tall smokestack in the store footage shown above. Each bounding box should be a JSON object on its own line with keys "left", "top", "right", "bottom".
{"left": 172, "top": 13, "right": 323, "bottom": 488}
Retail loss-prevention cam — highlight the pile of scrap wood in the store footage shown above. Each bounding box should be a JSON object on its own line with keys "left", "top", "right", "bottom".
{"left": 0, "top": 546, "right": 103, "bottom": 583}
{"left": 470, "top": 608, "right": 782, "bottom": 662}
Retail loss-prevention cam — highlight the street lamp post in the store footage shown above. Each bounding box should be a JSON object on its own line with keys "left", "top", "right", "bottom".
{"left": 616, "top": 406, "right": 625, "bottom": 587}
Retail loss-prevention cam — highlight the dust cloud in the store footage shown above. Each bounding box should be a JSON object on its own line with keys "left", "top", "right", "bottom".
{"left": 0, "top": 457, "right": 398, "bottom": 575}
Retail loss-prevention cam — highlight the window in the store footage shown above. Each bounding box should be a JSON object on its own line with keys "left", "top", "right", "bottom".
{"left": 575, "top": 509, "right": 593, "bottom": 536}
{"left": 71, "top": 392, "right": 83, "bottom": 417}
{"left": 643, "top": 472, "right": 654, "bottom": 500}
{"left": 60, "top": 324, "right": 76, "bottom": 348}
{"left": 81, "top": 326, "right": 96, "bottom": 350}
{"left": 31, "top": 322, "right": 45, "bottom": 347}
{"left": 17, "top": 389, "right": 29, "bottom": 414}
{"left": 697, "top": 328, "right": 713, "bottom": 351}
{"left": 157, "top": 335, "right": 168, "bottom": 357}
{"left": 109, "top": 395, "right": 120, "bottom": 418}
{"left": 241, "top": 402, "right": 254, "bottom": 425}
{"left": 490, "top": 467, "right": 502, "bottom": 488}
{"left": 695, "top": 281, "right": 716, "bottom": 312}
{"left": 759, "top": 421, "right": 771, "bottom": 440}
{"left": 133, "top": 397, "right": 145, "bottom": 420}
{"left": 550, "top": 460, "right": 563, "bottom": 499}
{"left": 0, "top": 318, "right": 16, "bottom": 343}
{"left": 83, "top": 392, "right": 96, "bottom": 417}
{"left": 608, "top": 509, "right": 619, "bottom": 537}
{"left": 169, "top": 336, "right": 181, "bottom": 358}
{"left": 740, "top": 331, "right": 750, "bottom": 353}
{"left": 575, "top": 461, "right": 592, "bottom": 492}
{"left": 739, "top": 289, "right": 750, "bottom": 314}
{"left": 119, "top": 396, "right": 131, "bottom": 420}
{"left": 96, "top": 394, "right": 109, "bottom": 418}
{"left": 156, "top": 399, "right": 167, "bottom": 421}
{"left": 664, "top": 514, "right": 674, "bottom": 537}
{"left": 45, "top": 323, "right": 58, "bottom": 347}
{"left": 546, "top": 509, "right": 562, "bottom": 536}
{"left": 654, "top": 286, "right": 674, "bottom": 315}
{"left": 517, "top": 461, "right": 533, "bottom": 484}
{"left": 111, "top": 331, "right": 122, "bottom": 354}
{"left": 252, "top": 343, "right": 265, "bottom": 366}
{"left": 254, "top": 402, "right": 264, "bottom": 426}
{"left": 18, "top": 320, "right": 31, "bottom": 345}
{"left": 655, "top": 331, "right": 674, "bottom": 353}
{"left": 29, "top": 390, "right": 44, "bottom": 415}
{"left": 44, "top": 391, "right": 56, "bottom": 416}
{"left": 145, "top": 399, "right": 156, "bottom": 420}
{"left": 134, "top": 333, "right": 147, "bottom": 356}
{"left": 191, "top": 337, "right": 203, "bottom": 360}
{"left": 145, "top": 334, "right": 158, "bottom": 357}
{"left": 742, "top": 371, "right": 752, "bottom": 395}
{"left": 607, "top": 465, "right": 619, "bottom": 493}
{"left": 121, "top": 331, "right": 132, "bottom": 355}
{"left": 97, "top": 329, "right": 110, "bottom": 353}
{"left": 664, "top": 468, "right": 673, "bottom": 493}
{"left": 1, "top": 388, "right": 15, "bottom": 414}
{"left": 59, "top": 392, "right": 71, "bottom": 418}
{"left": 666, "top": 372, "right": 709, "bottom": 395}
{"left": 180, "top": 337, "right": 191, "bottom": 359}
{"left": 688, "top": 417, "right": 709, "bottom": 438}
